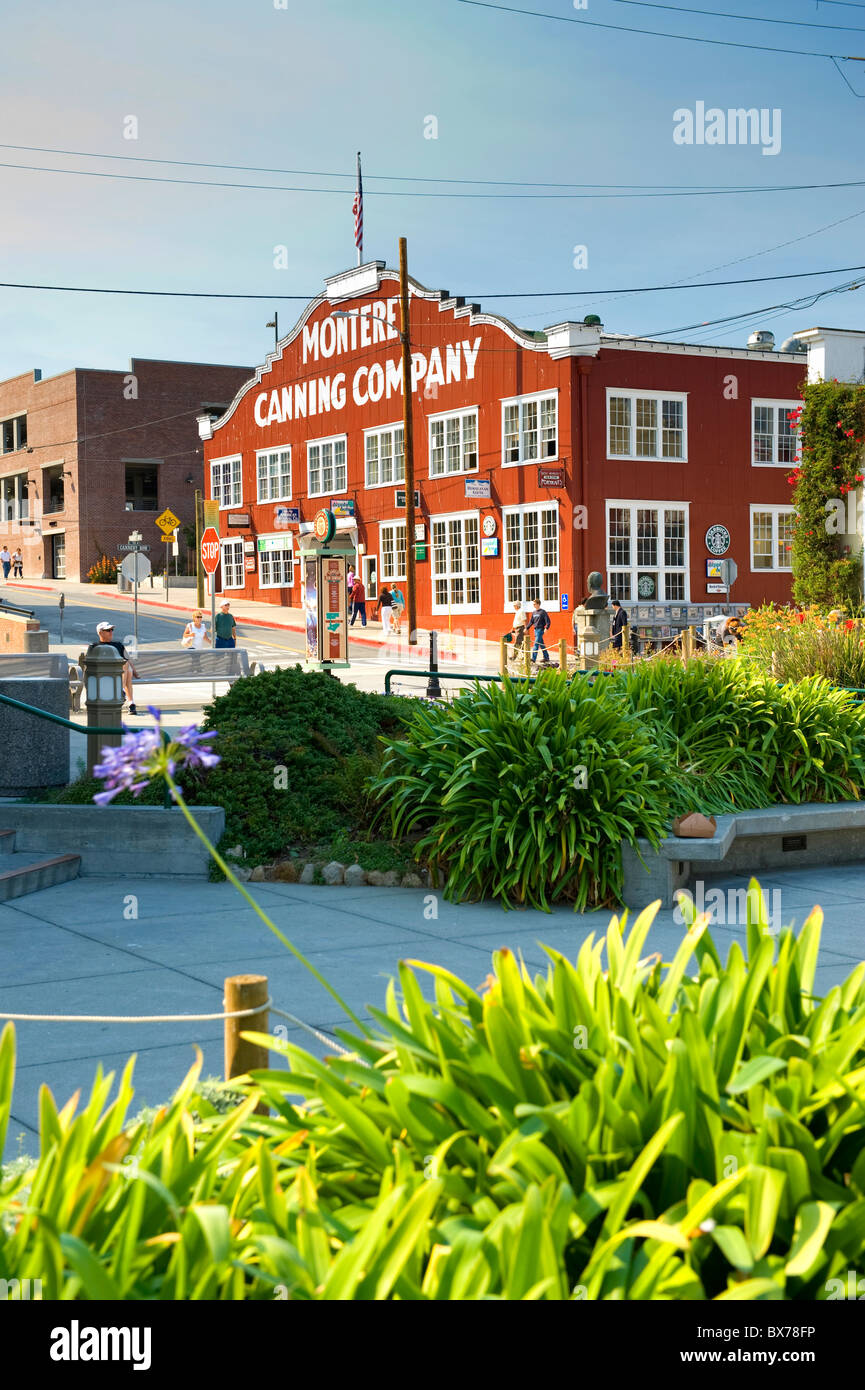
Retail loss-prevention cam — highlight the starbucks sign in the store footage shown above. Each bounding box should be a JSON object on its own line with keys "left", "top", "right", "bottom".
{"left": 705, "top": 524, "right": 731, "bottom": 556}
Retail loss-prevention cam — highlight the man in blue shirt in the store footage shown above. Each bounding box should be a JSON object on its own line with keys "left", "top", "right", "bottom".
{"left": 529, "top": 599, "right": 551, "bottom": 665}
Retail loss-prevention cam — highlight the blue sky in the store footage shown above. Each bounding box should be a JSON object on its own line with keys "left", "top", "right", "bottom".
{"left": 0, "top": 0, "right": 863, "bottom": 382}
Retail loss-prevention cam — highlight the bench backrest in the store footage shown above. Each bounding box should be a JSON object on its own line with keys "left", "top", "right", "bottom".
{"left": 131, "top": 648, "right": 250, "bottom": 678}
{"left": 0, "top": 653, "right": 69, "bottom": 679}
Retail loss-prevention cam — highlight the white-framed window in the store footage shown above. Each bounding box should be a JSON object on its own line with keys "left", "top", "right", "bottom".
{"left": 502, "top": 503, "right": 560, "bottom": 606}
{"left": 379, "top": 520, "right": 407, "bottom": 582}
{"left": 365, "top": 424, "right": 405, "bottom": 488}
{"left": 606, "top": 501, "right": 689, "bottom": 602}
{"left": 431, "top": 511, "right": 481, "bottom": 612}
{"left": 750, "top": 505, "right": 794, "bottom": 571}
{"left": 220, "top": 538, "right": 244, "bottom": 589}
{"left": 429, "top": 408, "right": 478, "bottom": 477}
{"left": 607, "top": 389, "right": 687, "bottom": 462}
{"left": 502, "top": 391, "right": 558, "bottom": 466}
{"left": 258, "top": 536, "right": 294, "bottom": 588}
{"left": 256, "top": 447, "right": 291, "bottom": 502}
{"left": 211, "top": 455, "right": 242, "bottom": 509}
{"left": 752, "top": 400, "right": 800, "bottom": 467}
{"left": 307, "top": 433, "right": 347, "bottom": 497}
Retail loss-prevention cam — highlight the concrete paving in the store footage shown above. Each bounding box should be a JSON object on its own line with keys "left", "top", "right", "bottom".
{"left": 1, "top": 862, "right": 864, "bottom": 1162}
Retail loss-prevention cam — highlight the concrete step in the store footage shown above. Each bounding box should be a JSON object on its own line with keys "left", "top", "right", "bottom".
{"left": 0, "top": 852, "right": 81, "bottom": 902}
{"left": 0, "top": 830, "right": 16, "bottom": 854}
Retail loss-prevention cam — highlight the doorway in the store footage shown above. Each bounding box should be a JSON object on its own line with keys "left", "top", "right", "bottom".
{"left": 49, "top": 533, "right": 66, "bottom": 579}
{"left": 362, "top": 553, "right": 377, "bottom": 601}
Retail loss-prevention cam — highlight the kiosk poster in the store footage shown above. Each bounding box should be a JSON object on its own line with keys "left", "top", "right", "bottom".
{"left": 320, "top": 553, "right": 348, "bottom": 663}
{"left": 304, "top": 558, "right": 318, "bottom": 661}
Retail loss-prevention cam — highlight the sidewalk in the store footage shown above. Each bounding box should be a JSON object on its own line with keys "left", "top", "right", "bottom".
{"left": 2, "top": 861, "right": 862, "bottom": 1162}
{"left": 4, "top": 577, "right": 508, "bottom": 672}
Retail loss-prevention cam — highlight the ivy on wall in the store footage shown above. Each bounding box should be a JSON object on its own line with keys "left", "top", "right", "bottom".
{"left": 789, "top": 381, "right": 865, "bottom": 611}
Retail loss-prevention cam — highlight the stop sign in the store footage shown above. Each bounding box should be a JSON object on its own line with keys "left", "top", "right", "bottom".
{"left": 201, "top": 527, "right": 221, "bottom": 575}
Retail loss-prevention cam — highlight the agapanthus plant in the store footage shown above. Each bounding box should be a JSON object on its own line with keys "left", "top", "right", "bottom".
{"left": 92, "top": 706, "right": 366, "bottom": 1031}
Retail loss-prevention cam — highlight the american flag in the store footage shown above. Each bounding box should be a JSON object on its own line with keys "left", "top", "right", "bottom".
{"left": 352, "top": 152, "right": 363, "bottom": 264}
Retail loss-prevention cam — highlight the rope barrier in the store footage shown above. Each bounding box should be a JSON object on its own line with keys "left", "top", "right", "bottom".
{"left": 270, "top": 1005, "right": 368, "bottom": 1062}
{"left": 0, "top": 998, "right": 274, "bottom": 1023}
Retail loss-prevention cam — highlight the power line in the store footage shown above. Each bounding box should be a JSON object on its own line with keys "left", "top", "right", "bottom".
{"left": 645, "top": 275, "right": 864, "bottom": 338}
{"left": 611, "top": 0, "right": 865, "bottom": 33}
{"left": 3, "top": 157, "right": 865, "bottom": 200}
{"left": 456, "top": 0, "right": 865, "bottom": 59}
{"left": 3, "top": 263, "right": 865, "bottom": 303}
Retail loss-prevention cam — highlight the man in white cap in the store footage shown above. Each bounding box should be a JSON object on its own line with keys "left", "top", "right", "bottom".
{"left": 96, "top": 621, "right": 139, "bottom": 714}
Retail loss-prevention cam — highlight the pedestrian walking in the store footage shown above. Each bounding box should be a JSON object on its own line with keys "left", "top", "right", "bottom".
{"left": 376, "top": 584, "right": 394, "bottom": 638}
{"left": 390, "top": 583, "right": 406, "bottom": 636}
{"left": 181, "top": 611, "right": 212, "bottom": 650}
{"left": 347, "top": 565, "right": 355, "bottom": 592}
{"left": 529, "top": 598, "right": 551, "bottom": 665}
{"left": 95, "top": 620, "right": 139, "bottom": 714}
{"left": 349, "top": 575, "right": 367, "bottom": 627}
{"left": 508, "top": 601, "right": 528, "bottom": 664}
{"left": 11, "top": 549, "right": 22, "bottom": 578}
{"left": 0, "top": 547, "right": 11, "bottom": 581}
{"left": 611, "top": 599, "right": 628, "bottom": 651}
{"left": 214, "top": 600, "right": 237, "bottom": 649}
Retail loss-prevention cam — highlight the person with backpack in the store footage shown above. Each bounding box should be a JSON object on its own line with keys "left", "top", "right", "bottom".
{"left": 529, "top": 598, "right": 551, "bottom": 666}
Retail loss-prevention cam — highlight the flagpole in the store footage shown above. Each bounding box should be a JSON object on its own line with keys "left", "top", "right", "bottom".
{"left": 355, "top": 152, "right": 363, "bottom": 266}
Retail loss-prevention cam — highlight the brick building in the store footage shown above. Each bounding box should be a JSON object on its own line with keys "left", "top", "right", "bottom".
{"left": 0, "top": 358, "right": 252, "bottom": 581}
{"left": 200, "top": 260, "right": 862, "bottom": 641}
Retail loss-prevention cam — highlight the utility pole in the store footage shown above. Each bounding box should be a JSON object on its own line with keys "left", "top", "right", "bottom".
{"left": 195, "top": 489, "right": 205, "bottom": 609}
{"left": 399, "top": 236, "right": 418, "bottom": 646}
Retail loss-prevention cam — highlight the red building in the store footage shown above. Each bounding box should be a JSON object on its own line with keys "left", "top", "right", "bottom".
{"left": 201, "top": 260, "right": 822, "bottom": 641}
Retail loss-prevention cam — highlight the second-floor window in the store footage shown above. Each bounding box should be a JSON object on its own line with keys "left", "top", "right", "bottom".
{"left": 752, "top": 401, "right": 799, "bottom": 467}
{"left": 211, "top": 455, "right": 242, "bottom": 508}
{"left": 256, "top": 448, "right": 291, "bottom": 502}
{"left": 429, "top": 409, "right": 478, "bottom": 476}
{"left": 0, "top": 415, "right": 26, "bottom": 454}
{"left": 502, "top": 392, "right": 557, "bottom": 465}
{"left": 365, "top": 425, "right": 405, "bottom": 488}
{"left": 307, "top": 435, "right": 347, "bottom": 497}
{"left": 607, "top": 390, "right": 686, "bottom": 461}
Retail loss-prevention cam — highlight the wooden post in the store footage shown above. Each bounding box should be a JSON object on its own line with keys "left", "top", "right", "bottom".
{"left": 195, "top": 489, "right": 205, "bottom": 610}
{"left": 224, "top": 975, "right": 269, "bottom": 1108}
{"left": 399, "top": 237, "right": 418, "bottom": 646}
{"left": 558, "top": 637, "right": 567, "bottom": 671}
{"left": 688, "top": 625, "right": 696, "bottom": 660}
{"left": 524, "top": 632, "right": 531, "bottom": 677}
{"left": 500, "top": 636, "right": 508, "bottom": 677}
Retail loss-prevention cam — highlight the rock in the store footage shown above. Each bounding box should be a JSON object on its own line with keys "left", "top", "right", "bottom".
{"left": 322, "top": 861, "right": 346, "bottom": 885}
{"left": 224, "top": 845, "right": 244, "bottom": 860}
{"left": 419, "top": 868, "right": 432, "bottom": 886}
{"left": 367, "top": 870, "right": 386, "bottom": 887}
{"left": 272, "top": 861, "right": 299, "bottom": 882}
{"left": 400, "top": 872, "right": 424, "bottom": 889}
{"left": 381, "top": 870, "right": 400, "bottom": 887}
{"left": 233, "top": 866, "right": 252, "bottom": 882}
{"left": 250, "top": 866, "right": 266, "bottom": 882}
{"left": 343, "top": 863, "right": 367, "bottom": 887}
{"left": 299, "top": 863, "right": 316, "bottom": 885}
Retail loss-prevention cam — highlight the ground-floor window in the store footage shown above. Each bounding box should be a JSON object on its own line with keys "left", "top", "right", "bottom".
{"left": 607, "top": 501, "right": 689, "bottom": 602}
{"left": 258, "top": 535, "right": 294, "bottom": 587}
{"left": 503, "top": 503, "right": 559, "bottom": 606}
{"left": 220, "top": 538, "right": 244, "bottom": 589}
{"left": 751, "top": 505, "right": 793, "bottom": 571}
{"left": 379, "top": 520, "right": 407, "bottom": 582}
{"left": 431, "top": 512, "right": 480, "bottom": 612}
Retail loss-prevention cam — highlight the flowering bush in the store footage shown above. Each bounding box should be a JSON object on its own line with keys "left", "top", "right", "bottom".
{"left": 85, "top": 553, "right": 119, "bottom": 584}
{"left": 790, "top": 382, "right": 865, "bottom": 610}
{"left": 740, "top": 604, "right": 865, "bottom": 688}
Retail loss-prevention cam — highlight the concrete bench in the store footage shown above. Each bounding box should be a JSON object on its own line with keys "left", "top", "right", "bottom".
{"left": 70, "top": 648, "right": 253, "bottom": 711}
{"left": 0, "top": 653, "right": 69, "bottom": 679}
{"left": 621, "top": 801, "right": 865, "bottom": 908}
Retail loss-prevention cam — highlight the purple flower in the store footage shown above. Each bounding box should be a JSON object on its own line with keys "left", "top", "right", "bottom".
{"left": 92, "top": 709, "right": 220, "bottom": 804}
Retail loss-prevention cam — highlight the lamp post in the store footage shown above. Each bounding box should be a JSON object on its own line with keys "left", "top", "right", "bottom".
{"left": 266, "top": 313, "right": 279, "bottom": 351}
{"left": 83, "top": 642, "right": 124, "bottom": 774}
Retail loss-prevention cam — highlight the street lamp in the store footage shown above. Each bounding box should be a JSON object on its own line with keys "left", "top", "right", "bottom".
{"left": 333, "top": 237, "right": 418, "bottom": 645}
{"left": 266, "top": 313, "right": 279, "bottom": 351}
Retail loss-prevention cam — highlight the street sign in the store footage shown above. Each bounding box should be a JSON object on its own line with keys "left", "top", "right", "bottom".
{"left": 118, "top": 542, "right": 151, "bottom": 552}
{"left": 201, "top": 527, "right": 221, "bottom": 574}
{"left": 121, "top": 552, "right": 151, "bottom": 584}
{"left": 160, "top": 531, "right": 177, "bottom": 545}
{"left": 156, "top": 506, "right": 181, "bottom": 536}
{"left": 720, "top": 558, "right": 738, "bottom": 587}
{"left": 203, "top": 499, "right": 220, "bottom": 530}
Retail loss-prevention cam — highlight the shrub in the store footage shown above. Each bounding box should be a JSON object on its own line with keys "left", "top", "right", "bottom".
{"left": 194, "top": 666, "right": 407, "bottom": 861}
{"left": 85, "top": 554, "right": 119, "bottom": 584}
{"left": 790, "top": 380, "right": 865, "bottom": 610}
{"left": 741, "top": 605, "right": 865, "bottom": 689}
{"left": 2, "top": 893, "right": 864, "bottom": 1299}
{"left": 371, "top": 671, "right": 671, "bottom": 911}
